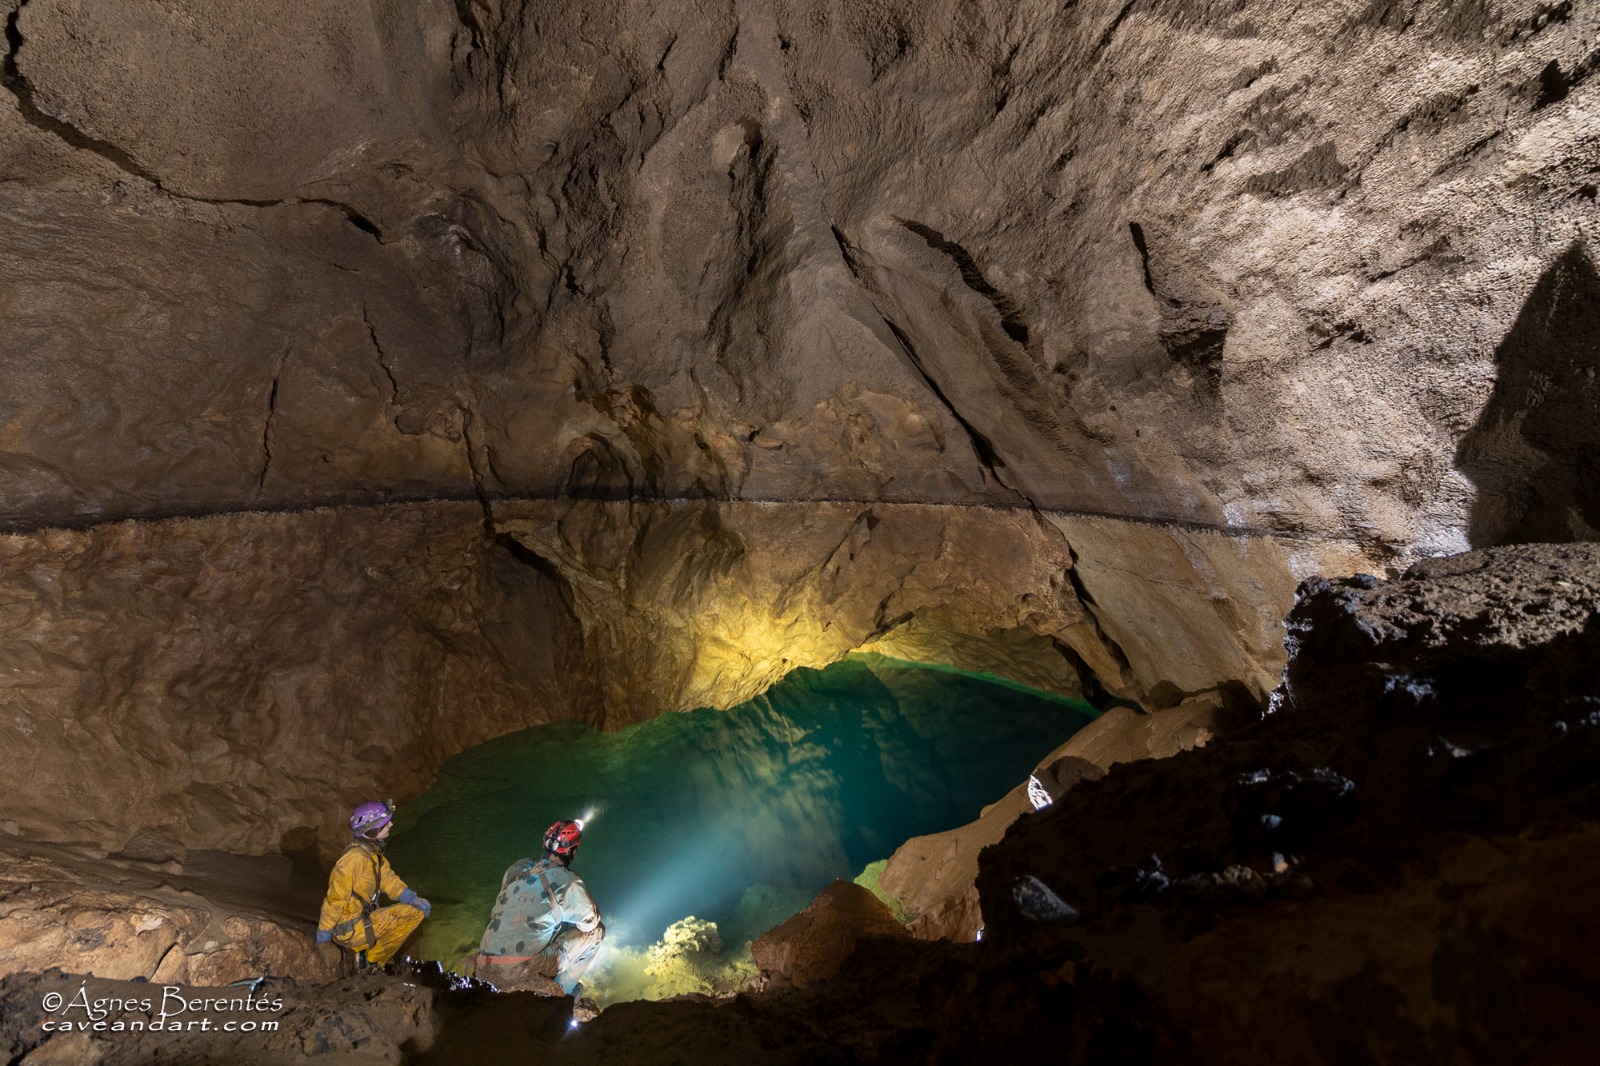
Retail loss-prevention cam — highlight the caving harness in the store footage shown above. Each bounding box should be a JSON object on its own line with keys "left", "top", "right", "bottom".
{"left": 477, "top": 858, "right": 566, "bottom": 966}
{"left": 327, "top": 839, "right": 385, "bottom": 952}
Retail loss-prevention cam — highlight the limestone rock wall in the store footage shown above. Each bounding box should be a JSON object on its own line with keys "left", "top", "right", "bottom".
{"left": 494, "top": 498, "right": 1110, "bottom": 724}
{"left": 0, "top": 503, "right": 600, "bottom": 858}
{"left": 1045, "top": 515, "right": 1384, "bottom": 702}
{"left": 1, "top": 0, "right": 485, "bottom": 524}
{"left": 4, "top": 0, "right": 1596, "bottom": 549}
{"left": 0, "top": 487, "right": 1337, "bottom": 860}
{"left": 493, "top": 498, "right": 1387, "bottom": 725}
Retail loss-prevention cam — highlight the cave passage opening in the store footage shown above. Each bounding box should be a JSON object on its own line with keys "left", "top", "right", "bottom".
{"left": 386, "top": 653, "right": 1097, "bottom": 1002}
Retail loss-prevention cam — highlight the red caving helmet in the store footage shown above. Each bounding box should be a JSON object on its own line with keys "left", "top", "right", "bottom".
{"left": 543, "top": 820, "right": 583, "bottom": 857}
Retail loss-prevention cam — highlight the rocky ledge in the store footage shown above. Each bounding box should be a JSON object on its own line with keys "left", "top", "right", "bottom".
{"left": 3, "top": 542, "right": 1594, "bottom": 1064}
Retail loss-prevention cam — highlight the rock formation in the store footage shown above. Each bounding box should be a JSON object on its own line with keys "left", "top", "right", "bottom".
{"left": 1, "top": 492, "right": 1295, "bottom": 859}
{"left": 749, "top": 878, "right": 908, "bottom": 989}
{"left": 14, "top": 0, "right": 1591, "bottom": 860}
{"left": 4, "top": 0, "right": 1594, "bottom": 545}
{"left": 879, "top": 685, "right": 1256, "bottom": 941}
{"left": 0, "top": 503, "right": 593, "bottom": 858}
{"left": 0, "top": 0, "right": 1596, "bottom": 1059}
{"left": 965, "top": 542, "right": 1600, "bottom": 1063}
{"left": 0, "top": 841, "right": 340, "bottom": 988}
{"left": 3, "top": 544, "right": 1599, "bottom": 1066}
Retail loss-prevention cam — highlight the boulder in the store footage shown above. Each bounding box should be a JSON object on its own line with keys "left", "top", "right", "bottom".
{"left": 880, "top": 687, "right": 1255, "bottom": 940}
{"left": 750, "top": 880, "right": 908, "bottom": 989}
{"left": 964, "top": 543, "right": 1600, "bottom": 1062}
{"left": 0, "top": 844, "right": 339, "bottom": 986}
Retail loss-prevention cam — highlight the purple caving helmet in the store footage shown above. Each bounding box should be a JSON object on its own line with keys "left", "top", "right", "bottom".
{"left": 350, "top": 800, "right": 393, "bottom": 838}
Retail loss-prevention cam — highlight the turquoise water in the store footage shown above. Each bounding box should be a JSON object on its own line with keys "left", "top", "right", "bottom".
{"left": 386, "top": 654, "right": 1096, "bottom": 968}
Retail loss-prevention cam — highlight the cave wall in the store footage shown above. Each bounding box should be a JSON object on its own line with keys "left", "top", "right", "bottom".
{"left": 495, "top": 498, "right": 1110, "bottom": 724}
{"left": 0, "top": 495, "right": 1332, "bottom": 857}
{"left": 2, "top": 0, "right": 1596, "bottom": 857}
{"left": 1044, "top": 514, "right": 1384, "bottom": 702}
{"left": 4, "top": 0, "right": 1595, "bottom": 540}
{"left": 0, "top": 503, "right": 600, "bottom": 857}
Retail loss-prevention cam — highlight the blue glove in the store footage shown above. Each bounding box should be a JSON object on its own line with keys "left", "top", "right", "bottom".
{"left": 315, "top": 930, "right": 333, "bottom": 944}
{"left": 399, "top": 888, "right": 431, "bottom": 917}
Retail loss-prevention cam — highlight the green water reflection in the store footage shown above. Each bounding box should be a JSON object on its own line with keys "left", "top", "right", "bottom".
{"left": 387, "top": 654, "right": 1096, "bottom": 966}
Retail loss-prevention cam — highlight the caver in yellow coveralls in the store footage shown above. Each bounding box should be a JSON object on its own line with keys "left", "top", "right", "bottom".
{"left": 316, "top": 838, "right": 425, "bottom": 966}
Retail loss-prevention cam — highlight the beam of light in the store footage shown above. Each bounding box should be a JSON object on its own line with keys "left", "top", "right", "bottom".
{"left": 598, "top": 812, "right": 751, "bottom": 936}
{"left": 387, "top": 656, "right": 1101, "bottom": 1002}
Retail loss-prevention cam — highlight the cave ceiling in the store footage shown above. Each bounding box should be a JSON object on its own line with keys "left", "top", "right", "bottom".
{"left": 0, "top": 0, "right": 1591, "bottom": 545}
